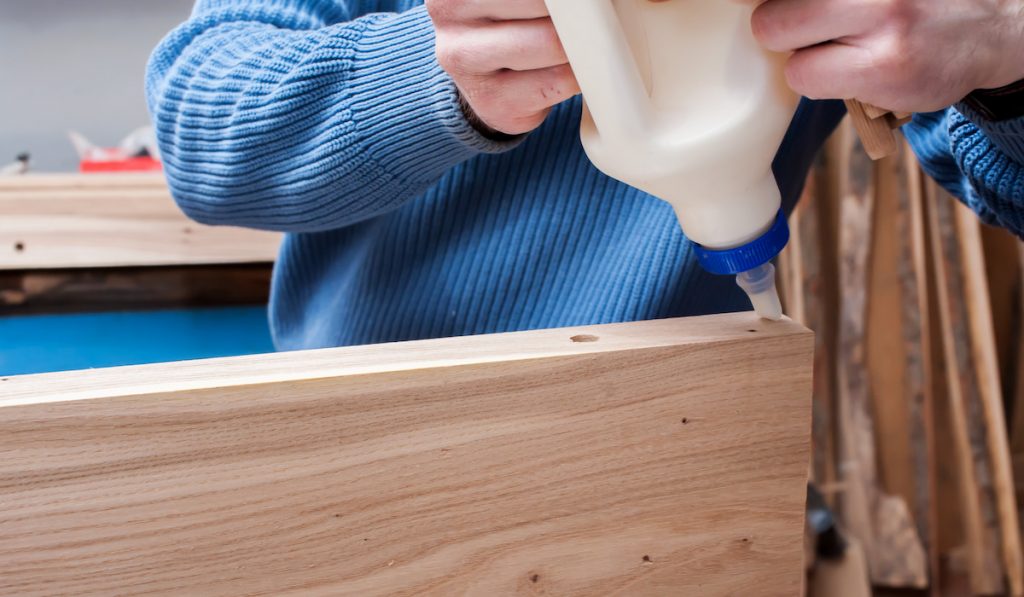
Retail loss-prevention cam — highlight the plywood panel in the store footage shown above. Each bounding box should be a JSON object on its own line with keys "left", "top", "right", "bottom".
{"left": 0, "top": 313, "right": 813, "bottom": 596}
{"left": 0, "top": 174, "right": 280, "bottom": 269}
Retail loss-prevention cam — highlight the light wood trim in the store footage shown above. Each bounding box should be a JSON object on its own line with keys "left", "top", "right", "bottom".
{"left": 0, "top": 174, "right": 280, "bottom": 269}
{"left": 845, "top": 100, "right": 902, "bottom": 161}
{"left": 954, "top": 203, "right": 1024, "bottom": 596}
{"left": 0, "top": 313, "right": 813, "bottom": 596}
{"left": 927, "top": 181, "right": 1012, "bottom": 594}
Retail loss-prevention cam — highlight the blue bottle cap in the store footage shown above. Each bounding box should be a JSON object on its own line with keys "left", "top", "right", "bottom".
{"left": 691, "top": 210, "right": 790, "bottom": 275}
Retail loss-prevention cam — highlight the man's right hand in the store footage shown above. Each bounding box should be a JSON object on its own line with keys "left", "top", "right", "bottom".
{"left": 425, "top": 0, "right": 581, "bottom": 136}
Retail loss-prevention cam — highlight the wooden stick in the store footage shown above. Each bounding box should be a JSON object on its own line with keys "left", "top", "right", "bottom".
{"left": 954, "top": 203, "right": 1024, "bottom": 596}
{"left": 0, "top": 313, "right": 813, "bottom": 596}
{"left": 835, "top": 121, "right": 928, "bottom": 588}
{"left": 905, "top": 154, "right": 942, "bottom": 596}
{"left": 926, "top": 181, "right": 1010, "bottom": 594}
{"left": 845, "top": 100, "right": 905, "bottom": 161}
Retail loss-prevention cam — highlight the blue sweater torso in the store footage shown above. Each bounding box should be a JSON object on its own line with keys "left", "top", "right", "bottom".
{"left": 148, "top": 1, "right": 1024, "bottom": 351}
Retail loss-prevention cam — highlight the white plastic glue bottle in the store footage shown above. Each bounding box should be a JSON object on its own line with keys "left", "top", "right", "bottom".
{"left": 544, "top": 0, "right": 799, "bottom": 320}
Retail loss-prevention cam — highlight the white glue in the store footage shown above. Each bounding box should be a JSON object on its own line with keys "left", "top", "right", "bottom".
{"left": 544, "top": 0, "right": 799, "bottom": 320}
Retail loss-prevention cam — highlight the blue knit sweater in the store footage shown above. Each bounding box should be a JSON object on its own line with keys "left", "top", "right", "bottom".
{"left": 147, "top": 1, "right": 1024, "bottom": 351}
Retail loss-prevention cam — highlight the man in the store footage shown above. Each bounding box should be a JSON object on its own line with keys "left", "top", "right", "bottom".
{"left": 147, "top": 0, "right": 1024, "bottom": 350}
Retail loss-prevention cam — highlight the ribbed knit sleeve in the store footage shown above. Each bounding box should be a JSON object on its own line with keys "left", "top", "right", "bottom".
{"left": 905, "top": 107, "right": 1024, "bottom": 238}
{"left": 146, "top": 1, "right": 520, "bottom": 232}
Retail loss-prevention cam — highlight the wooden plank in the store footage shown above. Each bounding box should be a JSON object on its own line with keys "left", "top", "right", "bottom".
{"left": 980, "top": 225, "right": 1021, "bottom": 402}
{"left": 953, "top": 202, "right": 1024, "bottom": 595}
{"left": 927, "top": 181, "right": 1011, "bottom": 594}
{"left": 785, "top": 141, "right": 844, "bottom": 502}
{"left": 866, "top": 143, "right": 939, "bottom": 590}
{"left": 836, "top": 121, "right": 927, "bottom": 588}
{"left": 904, "top": 155, "right": 942, "bottom": 595}
{"left": 0, "top": 175, "right": 280, "bottom": 269}
{"left": 0, "top": 313, "right": 814, "bottom": 596}
{"left": 1014, "top": 244, "right": 1024, "bottom": 548}
{"left": 868, "top": 146, "right": 915, "bottom": 510}
{"left": 0, "top": 173, "right": 171, "bottom": 190}
{"left": 1012, "top": 239, "right": 1024, "bottom": 449}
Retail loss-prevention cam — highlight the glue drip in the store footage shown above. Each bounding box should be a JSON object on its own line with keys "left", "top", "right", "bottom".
{"left": 736, "top": 262, "right": 783, "bottom": 321}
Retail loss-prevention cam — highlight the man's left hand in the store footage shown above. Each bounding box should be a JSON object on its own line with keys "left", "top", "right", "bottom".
{"left": 747, "top": 0, "right": 1024, "bottom": 112}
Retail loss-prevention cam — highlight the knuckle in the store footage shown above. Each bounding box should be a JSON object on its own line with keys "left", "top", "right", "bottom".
{"left": 465, "top": 76, "right": 501, "bottom": 109}
{"left": 749, "top": 7, "right": 779, "bottom": 50}
{"left": 424, "top": 0, "right": 461, "bottom": 23}
{"left": 784, "top": 67, "right": 812, "bottom": 97}
{"left": 874, "top": 34, "right": 916, "bottom": 79}
{"left": 784, "top": 56, "right": 827, "bottom": 99}
{"left": 877, "top": 0, "right": 917, "bottom": 33}
{"left": 434, "top": 37, "right": 471, "bottom": 74}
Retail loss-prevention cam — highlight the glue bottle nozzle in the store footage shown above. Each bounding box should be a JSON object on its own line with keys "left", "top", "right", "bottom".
{"left": 736, "top": 262, "right": 783, "bottom": 321}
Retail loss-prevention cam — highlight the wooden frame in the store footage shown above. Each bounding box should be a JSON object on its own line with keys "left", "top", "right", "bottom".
{"left": 0, "top": 174, "right": 280, "bottom": 270}
{"left": 0, "top": 313, "right": 812, "bottom": 596}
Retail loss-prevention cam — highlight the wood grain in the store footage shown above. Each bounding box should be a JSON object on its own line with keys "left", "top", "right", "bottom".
{"left": 845, "top": 100, "right": 901, "bottom": 161}
{"left": 0, "top": 313, "right": 813, "bottom": 597}
{"left": 927, "top": 181, "right": 1012, "bottom": 594}
{"left": 0, "top": 174, "right": 280, "bottom": 269}
{"left": 866, "top": 143, "right": 939, "bottom": 589}
{"left": 953, "top": 201, "right": 1024, "bottom": 595}
{"left": 836, "top": 122, "right": 927, "bottom": 588}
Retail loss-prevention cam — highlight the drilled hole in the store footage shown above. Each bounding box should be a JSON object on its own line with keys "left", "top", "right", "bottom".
{"left": 13, "top": 242, "right": 25, "bottom": 252}
{"left": 570, "top": 334, "right": 599, "bottom": 343}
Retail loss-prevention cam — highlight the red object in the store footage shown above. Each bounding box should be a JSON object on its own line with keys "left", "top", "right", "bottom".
{"left": 79, "top": 156, "right": 162, "bottom": 173}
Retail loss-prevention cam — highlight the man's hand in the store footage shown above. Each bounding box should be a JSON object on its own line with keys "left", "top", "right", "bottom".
{"left": 747, "top": 0, "right": 1024, "bottom": 113}
{"left": 425, "top": 0, "right": 580, "bottom": 136}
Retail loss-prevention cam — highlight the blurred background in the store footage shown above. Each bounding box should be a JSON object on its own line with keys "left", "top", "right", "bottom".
{"left": 0, "top": 0, "right": 279, "bottom": 377}
{"left": 0, "top": 0, "right": 193, "bottom": 171}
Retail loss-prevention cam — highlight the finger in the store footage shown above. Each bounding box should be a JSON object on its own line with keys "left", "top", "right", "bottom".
{"left": 752, "top": 0, "right": 878, "bottom": 52}
{"left": 784, "top": 41, "right": 873, "bottom": 100}
{"left": 427, "top": 0, "right": 549, "bottom": 23}
{"left": 462, "top": 64, "right": 580, "bottom": 134}
{"left": 437, "top": 18, "right": 567, "bottom": 74}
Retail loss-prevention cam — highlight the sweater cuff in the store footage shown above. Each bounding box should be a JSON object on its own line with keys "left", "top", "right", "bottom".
{"left": 944, "top": 106, "right": 1024, "bottom": 231}
{"left": 347, "top": 7, "right": 523, "bottom": 186}
{"left": 955, "top": 101, "right": 1024, "bottom": 165}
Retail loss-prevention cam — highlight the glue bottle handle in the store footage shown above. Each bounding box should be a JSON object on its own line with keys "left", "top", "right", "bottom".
{"left": 544, "top": 0, "right": 652, "bottom": 142}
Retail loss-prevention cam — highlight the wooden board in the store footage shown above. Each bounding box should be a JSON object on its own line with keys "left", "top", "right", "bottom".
{"left": 927, "top": 182, "right": 1017, "bottom": 594}
{"left": 0, "top": 313, "right": 814, "bottom": 596}
{"left": 835, "top": 121, "right": 927, "bottom": 588}
{"left": 952, "top": 201, "right": 1024, "bottom": 595}
{"left": 0, "top": 174, "right": 281, "bottom": 269}
{"left": 866, "top": 142, "right": 939, "bottom": 589}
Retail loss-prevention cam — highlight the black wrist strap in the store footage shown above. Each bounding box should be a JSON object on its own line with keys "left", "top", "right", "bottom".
{"left": 963, "top": 79, "right": 1024, "bottom": 122}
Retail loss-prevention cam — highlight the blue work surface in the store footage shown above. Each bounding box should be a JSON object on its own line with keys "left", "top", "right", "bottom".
{"left": 0, "top": 306, "right": 275, "bottom": 377}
